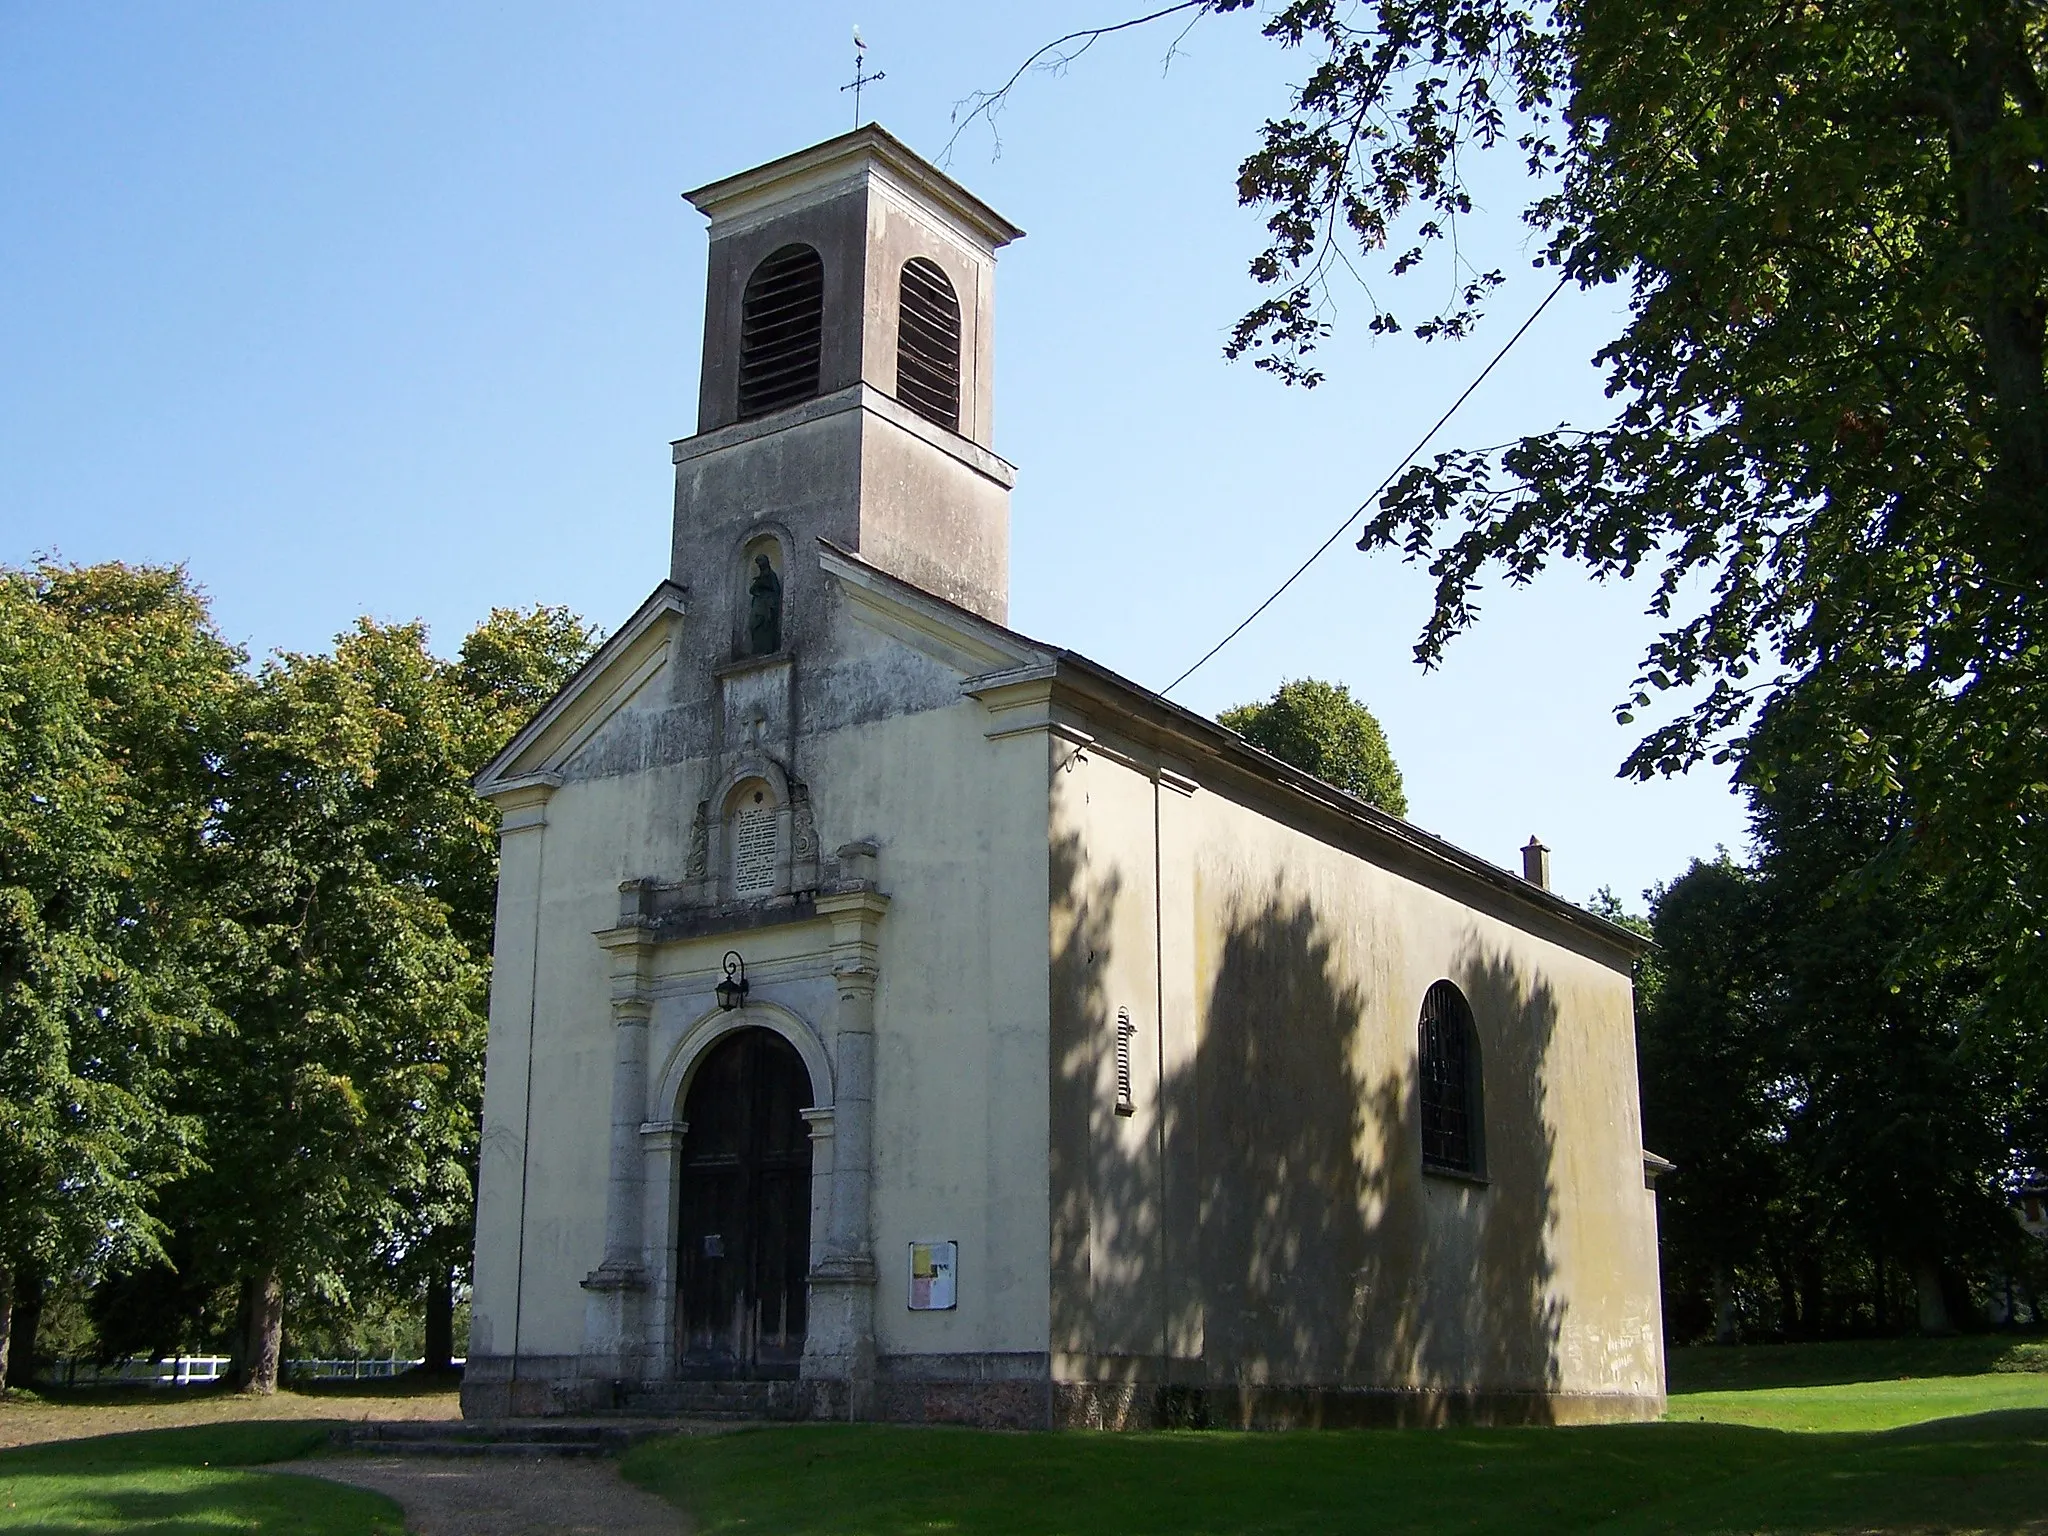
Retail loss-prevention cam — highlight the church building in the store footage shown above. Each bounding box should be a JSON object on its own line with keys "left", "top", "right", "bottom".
{"left": 463, "top": 126, "right": 1666, "bottom": 1428}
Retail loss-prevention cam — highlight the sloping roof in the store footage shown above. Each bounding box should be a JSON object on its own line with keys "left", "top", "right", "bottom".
{"left": 818, "top": 539, "right": 1650, "bottom": 960}
{"left": 471, "top": 540, "right": 1647, "bottom": 960}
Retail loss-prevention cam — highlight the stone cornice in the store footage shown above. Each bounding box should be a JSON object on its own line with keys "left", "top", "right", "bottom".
{"left": 671, "top": 383, "right": 1017, "bottom": 489}
{"left": 684, "top": 124, "right": 1024, "bottom": 252}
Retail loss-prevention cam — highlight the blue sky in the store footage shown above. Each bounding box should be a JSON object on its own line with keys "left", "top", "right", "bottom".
{"left": 0, "top": 1, "right": 1747, "bottom": 908}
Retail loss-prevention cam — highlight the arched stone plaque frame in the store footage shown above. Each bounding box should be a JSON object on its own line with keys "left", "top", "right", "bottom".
{"left": 699, "top": 757, "right": 818, "bottom": 902}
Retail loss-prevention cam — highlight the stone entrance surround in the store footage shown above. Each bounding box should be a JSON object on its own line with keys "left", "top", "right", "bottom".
{"left": 461, "top": 862, "right": 887, "bottom": 1421}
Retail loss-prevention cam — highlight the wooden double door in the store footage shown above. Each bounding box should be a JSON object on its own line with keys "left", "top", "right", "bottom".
{"left": 675, "top": 1028, "right": 814, "bottom": 1379}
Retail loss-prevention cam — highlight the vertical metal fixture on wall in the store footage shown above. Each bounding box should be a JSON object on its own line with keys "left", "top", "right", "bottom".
{"left": 715, "top": 950, "right": 750, "bottom": 1011}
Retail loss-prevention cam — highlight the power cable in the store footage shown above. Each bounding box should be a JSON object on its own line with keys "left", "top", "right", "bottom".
{"left": 1160, "top": 271, "right": 1571, "bottom": 697}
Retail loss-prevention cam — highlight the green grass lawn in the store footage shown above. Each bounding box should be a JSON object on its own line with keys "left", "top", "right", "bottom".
{"left": 621, "top": 1338, "right": 2048, "bottom": 1535}
{"left": 0, "top": 1421, "right": 404, "bottom": 1535}
{"left": 622, "top": 1413, "right": 2048, "bottom": 1535}
{"left": 1668, "top": 1333, "right": 2048, "bottom": 1393}
{"left": 1669, "top": 1368, "right": 2048, "bottom": 1431}
{"left": 6, "top": 1337, "right": 2046, "bottom": 1534}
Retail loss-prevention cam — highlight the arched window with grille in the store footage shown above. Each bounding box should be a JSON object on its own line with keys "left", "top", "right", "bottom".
{"left": 896, "top": 257, "right": 961, "bottom": 432}
{"left": 1418, "top": 981, "right": 1484, "bottom": 1175}
{"left": 738, "top": 244, "right": 824, "bottom": 419}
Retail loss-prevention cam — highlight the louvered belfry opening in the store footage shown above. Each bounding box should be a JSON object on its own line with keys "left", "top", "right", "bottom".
{"left": 896, "top": 257, "right": 962, "bottom": 432}
{"left": 738, "top": 244, "right": 825, "bottom": 419}
{"left": 1419, "top": 980, "right": 1481, "bottom": 1174}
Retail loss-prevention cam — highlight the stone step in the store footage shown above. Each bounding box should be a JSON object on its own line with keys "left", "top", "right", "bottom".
{"left": 334, "top": 1419, "right": 692, "bottom": 1457}
{"left": 354, "top": 1439, "right": 612, "bottom": 1459}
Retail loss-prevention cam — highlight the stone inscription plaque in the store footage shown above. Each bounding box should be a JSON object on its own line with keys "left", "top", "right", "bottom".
{"left": 733, "top": 804, "right": 778, "bottom": 897}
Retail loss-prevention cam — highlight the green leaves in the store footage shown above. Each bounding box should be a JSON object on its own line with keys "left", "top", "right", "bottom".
{"left": 1219, "top": 676, "right": 1410, "bottom": 814}
{"left": 0, "top": 564, "right": 225, "bottom": 1297}
{"left": 1222, "top": 0, "right": 1568, "bottom": 376}
{"left": 0, "top": 559, "right": 594, "bottom": 1370}
{"left": 1642, "top": 751, "right": 2034, "bottom": 1337}
{"left": 185, "top": 609, "right": 592, "bottom": 1311}
{"left": 1215, "top": 0, "right": 2048, "bottom": 1072}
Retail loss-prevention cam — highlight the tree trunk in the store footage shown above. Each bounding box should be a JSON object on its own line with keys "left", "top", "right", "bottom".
{"left": 1712, "top": 1263, "right": 1739, "bottom": 1345}
{"left": 1914, "top": 1257, "right": 1954, "bottom": 1335}
{"left": 8, "top": 1272, "right": 40, "bottom": 1390}
{"left": 0, "top": 1262, "right": 14, "bottom": 1394}
{"left": 1798, "top": 1255, "right": 1827, "bottom": 1339}
{"left": 242, "top": 1270, "right": 284, "bottom": 1394}
{"left": 1771, "top": 1253, "right": 1800, "bottom": 1337}
{"left": 423, "top": 1267, "right": 454, "bottom": 1373}
{"left": 1874, "top": 1250, "right": 1888, "bottom": 1333}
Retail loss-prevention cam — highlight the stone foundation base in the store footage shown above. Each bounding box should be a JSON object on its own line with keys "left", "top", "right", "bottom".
{"left": 1051, "top": 1382, "right": 1664, "bottom": 1430}
{"left": 462, "top": 1353, "right": 1662, "bottom": 1431}
{"left": 871, "top": 1378, "right": 1053, "bottom": 1429}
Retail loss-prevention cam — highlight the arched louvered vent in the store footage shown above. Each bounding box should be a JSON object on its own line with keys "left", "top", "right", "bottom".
{"left": 896, "top": 257, "right": 962, "bottom": 432}
{"left": 738, "top": 244, "right": 824, "bottom": 419}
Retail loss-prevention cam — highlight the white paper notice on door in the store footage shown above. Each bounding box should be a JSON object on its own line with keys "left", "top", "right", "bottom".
{"left": 908, "top": 1240, "right": 958, "bottom": 1310}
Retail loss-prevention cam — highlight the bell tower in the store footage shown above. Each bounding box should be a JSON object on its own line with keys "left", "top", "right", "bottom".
{"left": 671, "top": 126, "right": 1023, "bottom": 632}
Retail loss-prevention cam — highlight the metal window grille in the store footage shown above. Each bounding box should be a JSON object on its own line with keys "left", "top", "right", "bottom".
{"left": 738, "top": 244, "right": 825, "bottom": 418}
{"left": 896, "top": 257, "right": 961, "bottom": 432}
{"left": 1419, "top": 981, "right": 1480, "bottom": 1173}
{"left": 1115, "top": 1007, "right": 1136, "bottom": 1115}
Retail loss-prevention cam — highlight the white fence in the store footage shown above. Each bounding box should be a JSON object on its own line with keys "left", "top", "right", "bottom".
{"left": 54, "top": 1356, "right": 463, "bottom": 1387}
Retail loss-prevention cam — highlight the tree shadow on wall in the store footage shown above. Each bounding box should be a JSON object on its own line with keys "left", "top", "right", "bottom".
{"left": 1052, "top": 829, "right": 1567, "bottom": 1426}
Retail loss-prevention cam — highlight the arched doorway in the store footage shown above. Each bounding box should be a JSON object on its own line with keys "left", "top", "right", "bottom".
{"left": 675, "top": 1027, "right": 813, "bottom": 1378}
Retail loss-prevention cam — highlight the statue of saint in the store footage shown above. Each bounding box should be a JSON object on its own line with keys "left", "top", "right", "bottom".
{"left": 747, "top": 554, "right": 783, "bottom": 655}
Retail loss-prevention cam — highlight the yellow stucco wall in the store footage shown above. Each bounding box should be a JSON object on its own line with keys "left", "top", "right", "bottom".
{"left": 1048, "top": 734, "right": 1664, "bottom": 1418}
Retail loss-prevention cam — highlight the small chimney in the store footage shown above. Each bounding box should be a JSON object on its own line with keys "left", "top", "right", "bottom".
{"left": 1521, "top": 836, "right": 1551, "bottom": 890}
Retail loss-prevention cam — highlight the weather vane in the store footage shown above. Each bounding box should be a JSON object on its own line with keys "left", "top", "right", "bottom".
{"left": 841, "top": 25, "right": 885, "bottom": 129}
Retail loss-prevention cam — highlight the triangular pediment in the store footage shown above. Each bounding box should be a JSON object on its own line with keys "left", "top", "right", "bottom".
{"left": 819, "top": 540, "right": 1048, "bottom": 677}
{"left": 473, "top": 582, "right": 686, "bottom": 800}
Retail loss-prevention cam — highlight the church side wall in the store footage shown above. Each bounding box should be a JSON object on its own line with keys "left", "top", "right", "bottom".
{"left": 1049, "top": 741, "right": 1663, "bottom": 1428}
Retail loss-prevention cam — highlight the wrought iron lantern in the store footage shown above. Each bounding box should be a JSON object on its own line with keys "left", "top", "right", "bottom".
{"left": 715, "top": 950, "right": 749, "bottom": 1012}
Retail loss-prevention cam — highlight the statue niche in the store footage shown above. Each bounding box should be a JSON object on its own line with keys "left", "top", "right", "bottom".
{"left": 747, "top": 554, "right": 783, "bottom": 656}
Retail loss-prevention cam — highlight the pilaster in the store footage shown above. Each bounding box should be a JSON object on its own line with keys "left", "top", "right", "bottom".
{"left": 802, "top": 862, "right": 890, "bottom": 1413}
{"left": 582, "top": 880, "right": 660, "bottom": 1378}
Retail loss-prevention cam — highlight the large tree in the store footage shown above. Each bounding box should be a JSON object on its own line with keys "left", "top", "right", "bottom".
{"left": 1640, "top": 718, "right": 2034, "bottom": 1338}
{"left": 0, "top": 564, "right": 236, "bottom": 1388}
{"left": 1220, "top": 677, "right": 1408, "bottom": 814}
{"left": 162, "top": 608, "right": 594, "bottom": 1391}
{"left": 980, "top": 0, "right": 2047, "bottom": 1054}
{"left": 1635, "top": 857, "right": 1789, "bottom": 1343}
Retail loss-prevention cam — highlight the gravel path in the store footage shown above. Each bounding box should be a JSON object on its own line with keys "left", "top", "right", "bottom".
{"left": 275, "top": 1454, "right": 689, "bottom": 1536}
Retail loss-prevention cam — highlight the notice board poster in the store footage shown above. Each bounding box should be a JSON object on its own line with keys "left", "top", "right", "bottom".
{"left": 908, "top": 1240, "right": 958, "bottom": 1310}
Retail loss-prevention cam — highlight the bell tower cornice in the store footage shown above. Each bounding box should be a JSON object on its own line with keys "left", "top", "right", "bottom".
{"left": 684, "top": 124, "right": 1024, "bottom": 254}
